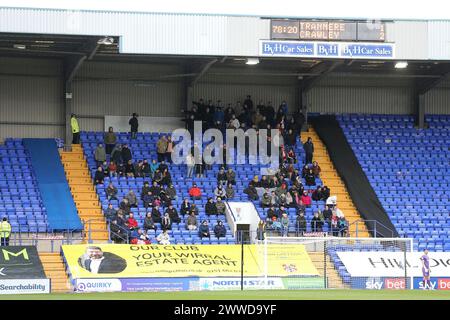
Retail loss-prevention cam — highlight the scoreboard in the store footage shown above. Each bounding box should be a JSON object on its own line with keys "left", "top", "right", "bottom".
{"left": 271, "top": 20, "right": 386, "bottom": 41}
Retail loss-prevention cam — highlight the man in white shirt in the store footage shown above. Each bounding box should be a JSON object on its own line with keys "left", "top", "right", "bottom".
{"left": 78, "top": 246, "right": 127, "bottom": 274}
{"left": 156, "top": 230, "right": 171, "bottom": 245}
{"left": 228, "top": 115, "right": 240, "bottom": 130}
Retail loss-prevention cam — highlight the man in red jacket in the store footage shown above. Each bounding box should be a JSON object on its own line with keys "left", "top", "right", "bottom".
{"left": 189, "top": 183, "right": 202, "bottom": 200}
{"left": 126, "top": 212, "right": 139, "bottom": 230}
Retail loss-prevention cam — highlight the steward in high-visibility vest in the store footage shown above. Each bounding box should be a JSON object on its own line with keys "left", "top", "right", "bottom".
{"left": 0, "top": 217, "right": 11, "bottom": 246}
{"left": 71, "top": 113, "right": 80, "bottom": 144}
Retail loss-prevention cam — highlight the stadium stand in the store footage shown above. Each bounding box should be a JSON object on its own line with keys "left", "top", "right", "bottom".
{"left": 0, "top": 138, "right": 49, "bottom": 233}
{"left": 338, "top": 114, "right": 450, "bottom": 251}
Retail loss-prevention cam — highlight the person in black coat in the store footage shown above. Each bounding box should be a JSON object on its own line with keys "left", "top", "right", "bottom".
{"left": 305, "top": 169, "right": 316, "bottom": 186}
{"left": 266, "top": 205, "right": 278, "bottom": 220}
{"left": 321, "top": 186, "right": 331, "bottom": 201}
{"left": 244, "top": 184, "right": 259, "bottom": 201}
{"left": 205, "top": 198, "right": 217, "bottom": 215}
{"left": 214, "top": 220, "right": 227, "bottom": 239}
{"left": 180, "top": 198, "right": 191, "bottom": 216}
{"left": 165, "top": 204, "right": 180, "bottom": 223}
{"left": 322, "top": 205, "right": 333, "bottom": 228}
{"left": 129, "top": 113, "right": 139, "bottom": 139}
{"left": 312, "top": 186, "right": 323, "bottom": 201}
{"left": 284, "top": 129, "right": 297, "bottom": 147}
{"left": 94, "top": 167, "right": 105, "bottom": 185}
{"left": 121, "top": 144, "right": 132, "bottom": 164}
{"left": 151, "top": 206, "right": 162, "bottom": 223}
{"left": 303, "top": 137, "right": 314, "bottom": 164}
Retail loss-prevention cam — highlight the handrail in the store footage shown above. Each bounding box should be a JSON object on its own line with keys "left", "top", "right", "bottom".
{"left": 83, "top": 218, "right": 110, "bottom": 243}
{"left": 349, "top": 219, "right": 395, "bottom": 238}
{"left": 108, "top": 221, "right": 130, "bottom": 244}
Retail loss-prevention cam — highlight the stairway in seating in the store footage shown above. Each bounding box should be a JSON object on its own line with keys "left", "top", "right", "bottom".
{"left": 308, "top": 252, "right": 349, "bottom": 289}
{"left": 60, "top": 144, "right": 109, "bottom": 242}
{"left": 301, "top": 128, "right": 370, "bottom": 237}
{"left": 39, "top": 252, "right": 71, "bottom": 292}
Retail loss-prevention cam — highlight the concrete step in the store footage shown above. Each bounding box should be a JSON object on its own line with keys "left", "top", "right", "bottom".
{"left": 72, "top": 193, "right": 98, "bottom": 201}
{"left": 75, "top": 200, "right": 100, "bottom": 208}
{"left": 67, "top": 177, "right": 92, "bottom": 184}
{"left": 66, "top": 170, "right": 90, "bottom": 178}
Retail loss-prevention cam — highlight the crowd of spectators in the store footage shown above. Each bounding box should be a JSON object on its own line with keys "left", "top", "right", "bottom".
{"left": 97, "top": 96, "right": 349, "bottom": 243}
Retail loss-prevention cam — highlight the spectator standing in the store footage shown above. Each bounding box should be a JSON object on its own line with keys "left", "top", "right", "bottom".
{"left": 156, "top": 229, "right": 171, "bottom": 245}
{"left": 338, "top": 216, "right": 349, "bottom": 237}
{"left": 94, "top": 143, "right": 106, "bottom": 168}
{"left": 186, "top": 153, "right": 195, "bottom": 178}
{"left": 121, "top": 144, "right": 132, "bottom": 164}
{"left": 157, "top": 136, "right": 168, "bottom": 163}
{"left": 187, "top": 212, "right": 198, "bottom": 231}
{"left": 149, "top": 159, "right": 159, "bottom": 178}
{"left": 199, "top": 220, "right": 211, "bottom": 239}
{"left": 214, "top": 220, "right": 227, "bottom": 239}
{"left": 322, "top": 205, "right": 333, "bottom": 228}
{"left": 166, "top": 136, "right": 174, "bottom": 163}
{"left": 330, "top": 212, "right": 339, "bottom": 236}
{"left": 303, "top": 137, "right": 314, "bottom": 164}
{"left": 281, "top": 213, "right": 289, "bottom": 237}
{"left": 70, "top": 114, "right": 80, "bottom": 144}
{"left": 256, "top": 220, "right": 266, "bottom": 241}
{"left": 296, "top": 212, "right": 307, "bottom": 235}
{"left": 0, "top": 217, "right": 11, "bottom": 246}
{"left": 104, "top": 126, "right": 117, "bottom": 155}
{"left": 311, "top": 212, "right": 323, "bottom": 232}
{"left": 111, "top": 145, "right": 122, "bottom": 165}
{"left": 244, "top": 95, "right": 254, "bottom": 111}
{"left": 129, "top": 113, "right": 139, "bottom": 139}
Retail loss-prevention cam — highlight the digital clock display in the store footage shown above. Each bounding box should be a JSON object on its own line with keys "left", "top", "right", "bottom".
{"left": 270, "top": 20, "right": 300, "bottom": 39}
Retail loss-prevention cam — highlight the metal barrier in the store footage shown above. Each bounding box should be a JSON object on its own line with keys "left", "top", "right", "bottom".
{"left": 351, "top": 219, "right": 395, "bottom": 238}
